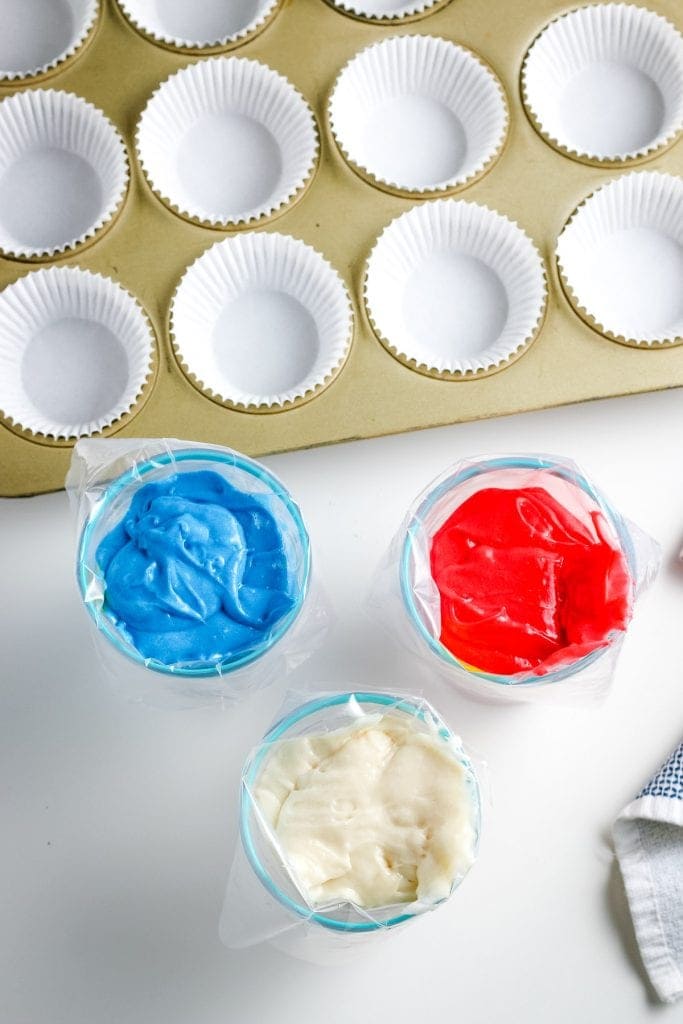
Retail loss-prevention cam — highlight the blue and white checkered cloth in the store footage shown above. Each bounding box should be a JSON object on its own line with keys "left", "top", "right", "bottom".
{"left": 613, "top": 741, "right": 683, "bottom": 1003}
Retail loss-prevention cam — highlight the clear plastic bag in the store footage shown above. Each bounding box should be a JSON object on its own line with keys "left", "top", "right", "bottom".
{"left": 220, "top": 689, "right": 482, "bottom": 963}
{"left": 66, "top": 437, "right": 329, "bottom": 709}
{"left": 371, "top": 453, "right": 660, "bottom": 706}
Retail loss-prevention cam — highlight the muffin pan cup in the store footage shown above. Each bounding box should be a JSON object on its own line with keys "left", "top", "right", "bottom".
{"left": 3, "top": 0, "right": 683, "bottom": 497}
{"left": 0, "top": 88, "right": 128, "bottom": 261}
{"left": 170, "top": 232, "right": 354, "bottom": 412}
{"left": 115, "top": 0, "right": 281, "bottom": 54}
{"left": 364, "top": 199, "right": 547, "bottom": 379}
{"left": 324, "top": 0, "right": 455, "bottom": 25}
{"left": 0, "top": 0, "right": 100, "bottom": 84}
{"left": 557, "top": 171, "right": 683, "bottom": 347}
{"left": 329, "top": 35, "right": 508, "bottom": 197}
{"left": 522, "top": 3, "right": 683, "bottom": 166}
{"left": 0, "top": 267, "right": 155, "bottom": 441}
{"left": 136, "top": 56, "right": 319, "bottom": 230}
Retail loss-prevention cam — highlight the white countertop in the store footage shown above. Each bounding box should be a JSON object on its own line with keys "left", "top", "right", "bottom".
{"left": 1, "top": 389, "right": 682, "bottom": 1024}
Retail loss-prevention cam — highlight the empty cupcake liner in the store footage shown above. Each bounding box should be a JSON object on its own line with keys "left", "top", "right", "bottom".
{"left": 0, "top": 89, "right": 128, "bottom": 261}
{"left": 522, "top": 3, "right": 683, "bottom": 164}
{"left": 365, "top": 199, "right": 547, "bottom": 378}
{"left": 0, "top": 0, "right": 99, "bottom": 83}
{"left": 0, "top": 266, "right": 155, "bottom": 440}
{"left": 115, "top": 0, "right": 280, "bottom": 52}
{"left": 556, "top": 171, "right": 683, "bottom": 347}
{"left": 329, "top": 35, "right": 508, "bottom": 196}
{"left": 170, "top": 232, "right": 353, "bottom": 412}
{"left": 324, "top": 0, "right": 453, "bottom": 23}
{"left": 136, "top": 57, "right": 318, "bottom": 229}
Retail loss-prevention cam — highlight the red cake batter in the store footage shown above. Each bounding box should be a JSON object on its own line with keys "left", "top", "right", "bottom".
{"left": 429, "top": 485, "right": 633, "bottom": 676}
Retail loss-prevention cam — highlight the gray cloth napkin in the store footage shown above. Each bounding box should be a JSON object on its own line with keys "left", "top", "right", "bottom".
{"left": 613, "top": 741, "right": 683, "bottom": 1003}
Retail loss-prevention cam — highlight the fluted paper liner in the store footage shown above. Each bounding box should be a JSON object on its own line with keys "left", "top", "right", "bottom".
{"left": 136, "top": 57, "right": 318, "bottom": 229}
{"left": 0, "top": 267, "right": 155, "bottom": 440}
{"left": 0, "top": 89, "right": 128, "bottom": 261}
{"left": 171, "top": 232, "right": 353, "bottom": 411}
{"left": 0, "top": 0, "right": 99, "bottom": 83}
{"left": 325, "top": 0, "right": 451, "bottom": 22}
{"left": 116, "top": 0, "right": 280, "bottom": 52}
{"left": 557, "top": 172, "right": 683, "bottom": 347}
{"left": 329, "top": 35, "right": 507, "bottom": 196}
{"left": 522, "top": 3, "right": 683, "bottom": 164}
{"left": 365, "top": 200, "right": 547, "bottom": 379}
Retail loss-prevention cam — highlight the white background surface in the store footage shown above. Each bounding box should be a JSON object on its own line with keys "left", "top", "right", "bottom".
{"left": 1, "top": 389, "right": 682, "bottom": 1024}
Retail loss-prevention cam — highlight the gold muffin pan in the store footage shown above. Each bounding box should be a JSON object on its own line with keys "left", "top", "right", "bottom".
{"left": 1, "top": 0, "right": 683, "bottom": 496}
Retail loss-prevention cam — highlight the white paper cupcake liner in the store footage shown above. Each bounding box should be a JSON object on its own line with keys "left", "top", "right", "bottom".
{"left": 325, "top": 0, "right": 452, "bottom": 23}
{"left": 170, "top": 232, "right": 353, "bottom": 411}
{"left": 0, "top": 89, "right": 128, "bottom": 261}
{"left": 329, "top": 35, "right": 507, "bottom": 196}
{"left": 0, "top": 267, "right": 155, "bottom": 440}
{"left": 0, "top": 0, "right": 99, "bottom": 83}
{"left": 556, "top": 171, "right": 683, "bottom": 347}
{"left": 136, "top": 58, "right": 318, "bottom": 229}
{"left": 116, "top": 0, "right": 280, "bottom": 52}
{"left": 365, "top": 200, "right": 547, "bottom": 378}
{"left": 522, "top": 3, "right": 683, "bottom": 164}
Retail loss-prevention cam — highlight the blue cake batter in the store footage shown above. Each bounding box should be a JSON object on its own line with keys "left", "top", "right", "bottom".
{"left": 96, "top": 470, "right": 297, "bottom": 667}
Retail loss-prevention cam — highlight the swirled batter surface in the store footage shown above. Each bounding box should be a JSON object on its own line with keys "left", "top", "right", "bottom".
{"left": 97, "top": 470, "right": 297, "bottom": 666}
{"left": 255, "top": 714, "right": 478, "bottom": 909}
{"left": 430, "top": 485, "right": 632, "bottom": 676}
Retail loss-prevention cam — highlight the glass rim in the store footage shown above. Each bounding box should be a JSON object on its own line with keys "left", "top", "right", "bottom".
{"left": 76, "top": 447, "right": 311, "bottom": 678}
{"left": 240, "top": 690, "right": 481, "bottom": 933}
{"left": 400, "top": 454, "right": 637, "bottom": 687}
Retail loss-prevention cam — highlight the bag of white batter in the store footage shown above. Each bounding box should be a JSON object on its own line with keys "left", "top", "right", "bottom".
{"left": 220, "top": 689, "right": 483, "bottom": 963}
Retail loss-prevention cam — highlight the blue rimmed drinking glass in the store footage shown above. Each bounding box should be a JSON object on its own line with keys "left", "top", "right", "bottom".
{"left": 77, "top": 446, "right": 311, "bottom": 678}
{"left": 400, "top": 454, "right": 637, "bottom": 689}
{"left": 240, "top": 690, "right": 481, "bottom": 934}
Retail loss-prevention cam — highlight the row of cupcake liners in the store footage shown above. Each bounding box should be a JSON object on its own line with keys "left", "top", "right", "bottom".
{"left": 0, "top": 0, "right": 281, "bottom": 84}
{"left": 1, "top": 8, "right": 682, "bottom": 257}
{"left": 115, "top": 0, "right": 459, "bottom": 55}
{"left": 1, "top": 165, "right": 680, "bottom": 446}
{"left": 324, "top": 4, "right": 683, "bottom": 176}
{"left": 3, "top": 0, "right": 683, "bottom": 179}
{"left": 0, "top": 78, "right": 677, "bottom": 273}
{"left": 2, "top": 0, "right": 683, "bottom": 492}
{"left": 0, "top": 0, "right": 456, "bottom": 87}
{"left": 0, "top": 7, "right": 681, "bottom": 262}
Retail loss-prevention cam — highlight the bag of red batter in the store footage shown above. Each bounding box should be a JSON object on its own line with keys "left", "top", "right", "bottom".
{"left": 372, "top": 453, "right": 660, "bottom": 705}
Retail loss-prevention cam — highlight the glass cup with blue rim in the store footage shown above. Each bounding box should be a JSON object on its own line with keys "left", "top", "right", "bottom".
{"left": 400, "top": 454, "right": 637, "bottom": 695}
{"left": 76, "top": 445, "right": 311, "bottom": 704}
{"left": 238, "top": 690, "right": 481, "bottom": 946}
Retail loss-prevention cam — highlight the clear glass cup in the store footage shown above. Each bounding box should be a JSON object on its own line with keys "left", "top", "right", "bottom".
{"left": 239, "top": 690, "right": 481, "bottom": 937}
{"left": 400, "top": 454, "right": 637, "bottom": 690}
